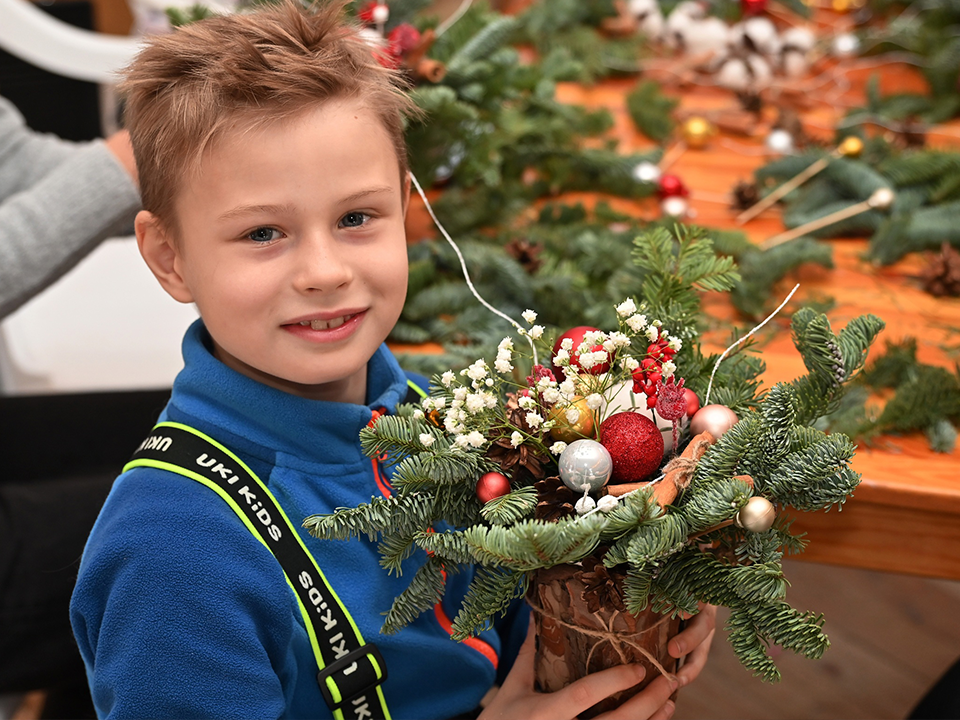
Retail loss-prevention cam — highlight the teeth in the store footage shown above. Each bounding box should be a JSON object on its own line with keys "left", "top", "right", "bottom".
{"left": 309, "top": 315, "right": 349, "bottom": 331}
{"left": 299, "top": 321, "right": 310, "bottom": 326}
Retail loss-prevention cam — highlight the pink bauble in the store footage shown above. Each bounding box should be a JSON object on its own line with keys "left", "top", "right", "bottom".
{"left": 690, "top": 404, "right": 739, "bottom": 439}
{"left": 476, "top": 472, "right": 511, "bottom": 504}
{"left": 599, "top": 412, "right": 664, "bottom": 484}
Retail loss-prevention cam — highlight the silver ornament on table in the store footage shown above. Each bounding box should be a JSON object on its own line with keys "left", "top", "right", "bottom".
{"left": 690, "top": 404, "right": 739, "bottom": 439}
{"left": 832, "top": 33, "right": 860, "bottom": 58}
{"left": 765, "top": 128, "right": 795, "bottom": 155}
{"left": 735, "top": 496, "right": 777, "bottom": 532}
{"left": 558, "top": 439, "right": 613, "bottom": 493}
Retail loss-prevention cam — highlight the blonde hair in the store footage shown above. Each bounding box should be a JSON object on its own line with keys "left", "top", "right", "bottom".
{"left": 121, "top": 1, "right": 415, "bottom": 231}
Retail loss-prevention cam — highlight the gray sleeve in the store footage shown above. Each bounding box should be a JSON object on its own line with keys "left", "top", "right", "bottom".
{"left": 0, "top": 95, "right": 84, "bottom": 196}
{"left": 0, "top": 139, "right": 141, "bottom": 320}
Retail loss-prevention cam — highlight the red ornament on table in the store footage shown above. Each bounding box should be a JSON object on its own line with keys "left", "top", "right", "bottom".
{"left": 599, "top": 412, "right": 665, "bottom": 483}
{"left": 476, "top": 471, "right": 511, "bottom": 504}
{"left": 552, "top": 326, "right": 610, "bottom": 376}
{"left": 657, "top": 173, "right": 690, "bottom": 199}
{"left": 741, "top": 0, "right": 768, "bottom": 15}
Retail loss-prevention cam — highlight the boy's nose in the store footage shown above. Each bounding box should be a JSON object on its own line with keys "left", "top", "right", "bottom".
{"left": 293, "top": 234, "right": 353, "bottom": 293}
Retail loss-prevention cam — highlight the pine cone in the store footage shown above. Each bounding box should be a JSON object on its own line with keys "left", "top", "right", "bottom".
{"left": 578, "top": 554, "right": 627, "bottom": 614}
{"left": 504, "top": 238, "right": 544, "bottom": 275}
{"left": 732, "top": 180, "right": 760, "bottom": 211}
{"left": 921, "top": 243, "right": 960, "bottom": 297}
{"left": 534, "top": 476, "right": 576, "bottom": 522}
{"left": 487, "top": 435, "right": 548, "bottom": 483}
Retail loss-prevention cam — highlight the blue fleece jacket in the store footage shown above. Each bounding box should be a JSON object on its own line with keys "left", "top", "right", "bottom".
{"left": 71, "top": 320, "right": 526, "bottom": 720}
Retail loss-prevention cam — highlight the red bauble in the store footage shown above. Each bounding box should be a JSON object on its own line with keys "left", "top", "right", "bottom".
{"left": 741, "top": 0, "right": 767, "bottom": 15}
{"left": 476, "top": 471, "right": 511, "bottom": 504}
{"left": 388, "top": 23, "right": 421, "bottom": 54}
{"left": 552, "top": 326, "right": 610, "bottom": 376}
{"left": 683, "top": 388, "right": 701, "bottom": 417}
{"left": 657, "top": 173, "right": 690, "bottom": 200}
{"left": 599, "top": 412, "right": 665, "bottom": 484}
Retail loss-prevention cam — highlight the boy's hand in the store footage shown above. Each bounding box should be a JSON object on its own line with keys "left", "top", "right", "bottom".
{"left": 479, "top": 604, "right": 717, "bottom": 720}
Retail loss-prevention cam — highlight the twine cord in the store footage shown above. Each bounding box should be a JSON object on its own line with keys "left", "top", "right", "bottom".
{"left": 526, "top": 597, "right": 677, "bottom": 684}
{"left": 408, "top": 171, "right": 538, "bottom": 365}
{"left": 704, "top": 283, "right": 799, "bottom": 407}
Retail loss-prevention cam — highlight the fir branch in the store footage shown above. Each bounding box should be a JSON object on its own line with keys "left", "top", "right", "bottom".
{"left": 462, "top": 515, "right": 606, "bottom": 571}
{"left": 765, "top": 433, "right": 859, "bottom": 512}
{"left": 378, "top": 530, "right": 420, "bottom": 575}
{"left": 414, "top": 529, "right": 477, "bottom": 565}
{"left": 622, "top": 565, "right": 655, "bottom": 614}
{"left": 450, "top": 566, "right": 529, "bottom": 640}
{"left": 678, "top": 476, "right": 752, "bottom": 532}
{"left": 726, "top": 608, "right": 781, "bottom": 682}
{"left": 302, "top": 493, "right": 435, "bottom": 542}
{"left": 381, "top": 556, "right": 448, "bottom": 635}
{"left": 480, "top": 486, "right": 538, "bottom": 526}
{"left": 626, "top": 80, "right": 678, "bottom": 143}
{"left": 390, "top": 448, "right": 492, "bottom": 491}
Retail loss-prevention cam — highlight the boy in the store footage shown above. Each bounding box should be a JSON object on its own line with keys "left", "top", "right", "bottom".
{"left": 70, "top": 3, "right": 714, "bottom": 718}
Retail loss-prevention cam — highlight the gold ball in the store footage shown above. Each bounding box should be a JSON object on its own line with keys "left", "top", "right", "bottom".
{"left": 689, "top": 404, "right": 739, "bottom": 440}
{"left": 838, "top": 136, "right": 864, "bottom": 158}
{"left": 681, "top": 117, "right": 716, "bottom": 150}
{"left": 735, "top": 496, "right": 777, "bottom": 533}
{"left": 549, "top": 397, "right": 596, "bottom": 443}
{"left": 832, "top": 0, "right": 851, "bottom": 12}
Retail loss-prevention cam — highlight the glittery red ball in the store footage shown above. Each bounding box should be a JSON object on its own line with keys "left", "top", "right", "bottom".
{"left": 599, "top": 412, "right": 665, "bottom": 484}
{"left": 476, "top": 472, "right": 511, "bottom": 504}
{"left": 552, "top": 326, "right": 610, "bottom": 375}
{"left": 741, "top": 0, "right": 767, "bottom": 15}
{"left": 657, "top": 173, "right": 689, "bottom": 199}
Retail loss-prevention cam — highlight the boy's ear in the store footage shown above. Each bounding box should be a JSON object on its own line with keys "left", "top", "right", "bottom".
{"left": 135, "top": 210, "right": 194, "bottom": 304}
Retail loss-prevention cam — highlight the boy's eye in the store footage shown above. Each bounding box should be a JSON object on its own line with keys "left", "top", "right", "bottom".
{"left": 339, "top": 211, "right": 370, "bottom": 228}
{"left": 247, "top": 227, "right": 282, "bottom": 243}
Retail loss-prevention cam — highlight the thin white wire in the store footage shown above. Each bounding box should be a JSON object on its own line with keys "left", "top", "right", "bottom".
{"left": 577, "top": 474, "right": 666, "bottom": 520}
{"left": 704, "top": 283, "right": 800, "bottom": 407}
{"left": 407, "top": 171, "right": 539, "bottom": 365}
{"left": 435, "top": 0, "right": 473, "bottom": 37}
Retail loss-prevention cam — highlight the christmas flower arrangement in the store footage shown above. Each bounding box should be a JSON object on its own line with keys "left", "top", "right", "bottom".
{"left": 304, "top": 228, "right": 885, "bottom": 716}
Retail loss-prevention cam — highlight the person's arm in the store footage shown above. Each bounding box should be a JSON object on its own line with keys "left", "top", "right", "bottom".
{"left": 0, "top": 127, "right": 140, "bottom": 319}
{"left": 0, "top": 96, "right": 82, "bottom": 194}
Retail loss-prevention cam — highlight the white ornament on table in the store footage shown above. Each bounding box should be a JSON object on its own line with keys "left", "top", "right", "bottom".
{"left": 661, "top": 195, "right": 690, "bottom": 219}
{"left": 765, "top": 128, "right": 796, "bottom": 155}
{"left": 832, "top": 33, "right": 860, "bottom": 58}
{"left": 632, "top": 161, "right": 662, "bottom": 184}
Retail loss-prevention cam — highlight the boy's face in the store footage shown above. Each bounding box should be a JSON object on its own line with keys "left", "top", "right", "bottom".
{"left": 140, "top": 98, "right": 409, "bottom": 404}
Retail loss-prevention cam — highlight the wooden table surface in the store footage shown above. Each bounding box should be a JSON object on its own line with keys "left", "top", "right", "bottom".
{"left": 404, "top": 8, "right": 960, "bottom": 580}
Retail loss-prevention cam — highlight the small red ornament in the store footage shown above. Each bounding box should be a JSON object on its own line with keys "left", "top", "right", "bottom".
{"left": 741, "top": 0, "right": 767, "bottom": 15}
{"left": 388, "top": 23, "right": 420, "bottom": 54}
{"left": 599, "top": 412, "right": 665, "bottom": 484}
{"left": 657, "top": 173, "right": 690, "bottom": 200}
{"left": 552, "top": 326, "right": 610, "bottom": 376}
{"left": 683, "top": 388, "right": 700, "bottom": 417}
{"left": 476, "top": 471, "right": 511, "bottom": 504}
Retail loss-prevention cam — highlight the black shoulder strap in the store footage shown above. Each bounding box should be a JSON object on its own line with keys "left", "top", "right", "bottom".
{"left": 125, "top": 422, "right": 391, "bottom": 720}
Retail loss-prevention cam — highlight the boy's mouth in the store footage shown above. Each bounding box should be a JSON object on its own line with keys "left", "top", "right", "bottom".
{"left": 295, "top": 313, "right": 358, "bottom": 331}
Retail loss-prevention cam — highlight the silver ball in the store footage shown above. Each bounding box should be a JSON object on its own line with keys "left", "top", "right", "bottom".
{"left": 632, "top": 161, "right": 662, "bottom": 184}
{"left": 765, "top": 128, "right": 795, "bottom": 155}
{"left": 832, "top": 33, "right": 860, "bottom": 58}
{"left": 558, "top": 439, "right": 613, "bottom": 493}
{"left": 661, "top": 195, "right": 690, "bottom": 218}
{"left": 735, "top": 496, "right": 777, "bottom": 532}
{"left": 868, "top": 187, "right": 896, "bottom": 210}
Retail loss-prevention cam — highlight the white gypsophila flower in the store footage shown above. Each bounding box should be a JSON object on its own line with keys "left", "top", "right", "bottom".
{"left": 445, "top": 416, "right": 465, "bottom": 434}
{"left": 465, "top": 431, "right": 486, "bottom": 448}
{"left": 662, "top": 360, "right": 677, "bottom": 378}
{"left": 419, "top": 433, "right": 435, "bottom": 447}
{"left": 621, "top": 357, "right": 640, "bottom": 372}
{"left": 646, "top": 326, "right": 659, "bottom": 342}
{"left": 536, "top": 377, "right": 555, "bottom": 392}
{"left": 441, "top": 370, "right": 456, "bottom": 387}
{"left": 553, "top": 349, "right": 570, "bottom": 366}
{"left": 466, "top": 360, "right": 488, "bottom": 381}
{"left": 584, "top": 330, "right": 606, "bottom": 345}
{"left": 433, "top": 396, "right": 447, "bottom": 409}
{"left": 609, "top": 331, "right": 631, "bottom": 349}
{"left": 510, "top": 431, "right": 524, "bottom": 447}
{"left": 559, "top": 379, "right": 576, "bottom": 396}
{"left": 549, "top": 441, "right": 568, "bottom": 456}
{"left": 484, "top": 393, "right": 498, "bottom": 409}
{"left": 616, "top": 298, "right": 637, "bottom": 317}
{"left": 668, "top": 337, "right": 682, "bottom": 351}
{"left": 562, "top": 365, "right": 579, "bottom": 380}
{"left": 518, "top": 395, "right": 537, "bottom": 410}
{"left": 526, "top": 412, "right": 543, "bottom": 428}
{"left": 485, "top": 378, "right": 494, "bottom": 387}
{"left": 453, "top": 387, "right": 468, "bottom": 402}
{"left": 421, "top": 398, "right": 435, "bottom": 411}
{"left": 495, "top": 359, "right": 513, "bottom": 374}
{"left": 498, "top": 337, "right": 514, "bottom": 352}
{"left": 565, "top": 406, "right": 581, "bottom": 424}
{"left": 579, "top": 352, "right": 599, "bottom": 370}
{"left": 529, "top": 325, "right": 544, "bottom": 339}
{"left": 465, "top": 393, "right": 485, "bottom": 414}
{"left": 560, "top": 338, "right": 573, "bottom": 351}
{"left": 454, "top": 433, "right": 472, "bottom": 448}
{"left": 585, "top": 393, "right": 603, "bottom": 410}
{"left": 522, "top": 309, "right": 538, "bottom": 324}
{"left": 413, "top": 409, "right": 425, "bottom": 420}
{"left": 542, "top": 387, "right": 561, "bottom": 404}
{"left": 625, "top": 314, "right": 647, "bottom": 333}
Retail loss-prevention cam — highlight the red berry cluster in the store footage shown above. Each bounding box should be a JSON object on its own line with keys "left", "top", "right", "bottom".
{"left": 630, "top": 328, "right": 677, "bottom": 409}
{"left": 358, "top": 1, "right": 387, "bottom": 23}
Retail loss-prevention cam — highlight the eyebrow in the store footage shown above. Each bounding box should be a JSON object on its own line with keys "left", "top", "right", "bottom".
{"left": 217, "top": 187, "right": 395, "bottom": 222}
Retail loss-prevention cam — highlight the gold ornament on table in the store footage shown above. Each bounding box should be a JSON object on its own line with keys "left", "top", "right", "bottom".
{"left": 736, "top": 136, "right": 866, "bottom": 225}
{"left": 659, "top": 116, "right": 718, "bottom": 171}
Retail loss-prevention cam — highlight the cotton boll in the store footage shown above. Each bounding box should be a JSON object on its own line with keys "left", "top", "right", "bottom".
{"left": 716, "top": 57, "right": 750, "bottom": 91}
{"left": 664, "top": 1, "right": 706, "bottom": 49}
{"left": 781, "top": 26, "right": 816, "bottom": 53}
{"left": 742, "top": 16, "right": 780, "bottom": 56}
{"left": 682, "top": 17, "right": 731, "bottom": 62}
{"left": 746, "top": 54, "right": 772, "bottom": 88}
{"left": 628, "top": 0, "right": 665, "bottom": 39}
{"left": 781, "top": 49, "right": 809, "bottom": 77}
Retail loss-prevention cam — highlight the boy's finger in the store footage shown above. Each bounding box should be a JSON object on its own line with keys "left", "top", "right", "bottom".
{"left": 548, "top": 663, "right": 648, "bottom": 718}
{"left": 598, "top": 673, "right": 679, "bottom": 720}
{"left": 676, "top": 628, "right": 715, "bottom": 687}
{"left": 498, "top": 617, "right": 536, "bottom": 692}
{"left": 668, "top": 604, "right": 717, "bottom": 658}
